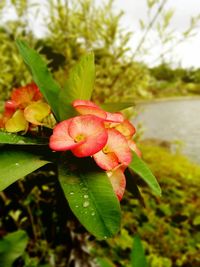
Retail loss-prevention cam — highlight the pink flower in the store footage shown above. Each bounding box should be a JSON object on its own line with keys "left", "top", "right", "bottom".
{"left": 49, "top": 115, "right": 108, "bottom": 157}
{"left": 73, "top": 99, "right": 124, "bottom": 123}
{"left": 109, "top": 118, "right": 141, "bottom": 157}
{"left": 93, "top": 128, "right": 132, "bottom": 171}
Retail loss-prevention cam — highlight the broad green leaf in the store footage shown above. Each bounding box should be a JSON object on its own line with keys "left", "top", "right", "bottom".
{"left": 101, "top": 102, "right": 135, "bottom": 112}
{"left": 131, "top": 235, "right": 148, "bottom": 267}
{"left": 58, "top": 52, "right": 95, "bottom": 120}
{"left": 59, "top": 166, "right": 121, "bottom": 239}
{"left": 0, "top": 230, "right": 28, "bottom": 267}
{"left": 129, "top": 152, "right": 161, "bottom": 197}
{"left": 0, "top": 149, "right": 49, "bottom": 191}
{"left": 0, "top": 131, "right": 48, "bottom": 145}
{"left": 16, "top": 39, "right": 61, "bottom": 120}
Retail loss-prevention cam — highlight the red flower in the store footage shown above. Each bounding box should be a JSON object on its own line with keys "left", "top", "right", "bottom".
{"left": 93, "top": 128, "right": 132, "bottom": 171}
{"left": 11, "top": 83, "right": 42, "bottom": 109}
{"left": 0, "top": 83, "right": 51, "bottom": 132}
{"left": 49, "top": 115, "right": 108, "bottom": 157}
{"left": 49, "top": 99, "right": 140, "bottom": 201}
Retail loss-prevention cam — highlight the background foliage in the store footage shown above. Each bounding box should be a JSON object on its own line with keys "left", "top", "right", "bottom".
{"left": 1, "top": 0, "right": 199, "bottom": 109}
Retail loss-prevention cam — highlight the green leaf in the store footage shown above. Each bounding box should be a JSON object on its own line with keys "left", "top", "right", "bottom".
{"left": 16, "top": 39, "right": 61, "bottom": 120}
{"left": 193, "top": 215, "right": 200, "bottom": 226}
{"left": 96, "top": 258, "right": 115, "bottom": 267}
{"left": 0, "top": 230, "right": 28, "bottom": 267}
{"left": 0, "top": 131, "right": 48, "bottom": 145}
{"left": 58, "top": 166, "right": 121, "bottom": 239}
{"left": 58, "top": 52, "right": 95, "bottom": 120}
{"left": 100, "top": 102, "right": 135, "bottom": 112}
{"left": 131, "top": 235, "right": 148, "bottom": 267}
{"left": 0, "top": 149, "right": 49, "bottom": 191}
{"left": 129, "top": 152, "right": 161, "bottom": 197}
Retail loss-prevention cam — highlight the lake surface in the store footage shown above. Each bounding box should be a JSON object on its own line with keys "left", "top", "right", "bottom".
{"left": 133, "top": 99, "right": 200, "bottom": 164}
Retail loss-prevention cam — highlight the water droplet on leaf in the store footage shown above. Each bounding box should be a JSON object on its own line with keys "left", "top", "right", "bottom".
{"left": 17, "top": 140, "right": 25, "bottom": 144}
{"left": 83, "top": 201, "right": 90, "bottom": 208}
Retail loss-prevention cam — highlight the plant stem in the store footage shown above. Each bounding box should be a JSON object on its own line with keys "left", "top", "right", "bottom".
{"left": 133, "top": 0, "right": 168, "bottom": 60}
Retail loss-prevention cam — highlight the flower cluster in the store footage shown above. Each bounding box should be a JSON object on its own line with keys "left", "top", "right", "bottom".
{"left": 0, "top": 83, "right": 51, "bottom": 133}
{"left": 50, "top": 100, "right": 141, "bottom": 200}
{"left": 0, "top": 83, "right": 140, "bottom": 201}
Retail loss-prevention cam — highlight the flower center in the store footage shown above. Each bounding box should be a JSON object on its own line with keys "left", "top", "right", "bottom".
{"left": 74, "top": 134, "right": 85, "bottom": 143}
{"left": 102, "top": 145, "right": 110, "bottom": 154}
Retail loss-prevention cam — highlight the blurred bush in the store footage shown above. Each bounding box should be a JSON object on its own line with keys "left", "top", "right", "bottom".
{"left": 0, "top": 27, "right": 33, "bottom": 101}
{"left": 0, "top": 0, "right": 151, "bottom": 105}
{"left": 91, "top": 144, "right": 200, "bottom": 267}
{"left": 41, "top": 0, "right": 152, "bottom": 103}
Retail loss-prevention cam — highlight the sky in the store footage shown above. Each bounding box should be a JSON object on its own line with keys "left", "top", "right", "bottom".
{"left": 110, "top": 0, "right": 200, "bottom": 68}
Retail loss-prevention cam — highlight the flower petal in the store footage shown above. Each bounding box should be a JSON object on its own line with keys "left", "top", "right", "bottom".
{"left": 128, "top": 140, "right": 142, "bottom": 157}
{"left": 93, "top": 150, "right": 119, "bottom": 170}
{"left": 73, "top": 99, "right": 100, "bottom": 108}
{"left": 73, "top": 100, "right": 106, "bottom": 119}
{"left": 11, "top": 83, "right": 42, "bottom": 109}
{"left": 4, "top": 100, "right": 17, "bottom": 114}
{"left": 73, "top": 100, "right": 123, "bottom": 122}
{"left": 69, "top": 115, "right": 108, "bottom": 157}
{"left": 24, "top": 102, "right": 51, "bottom": 125}
{"left": 93, "top": 129, "right": 132, "bottom": 170}
{"left": 0, "top": 100, "right": 17, "bottom": 128}
{"left": 105, "top": 112, "right": 124, "bottom": 123}
{"left": 74, "top": 105, "right": 106, "bottom": 119}
{"left": 49, "top": 118, "right": 83, "bottom": 151}
{"left": 107, "top": 166, "right": 126, "bottom": 201}
{"left": 5, "top": 110, "right": 28, "bottom": 133}
{"left": 115, "top": 119, "right": 136, "bottom": 138}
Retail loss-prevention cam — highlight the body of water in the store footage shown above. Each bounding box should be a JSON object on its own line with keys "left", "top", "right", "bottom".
{"left": 133, "top": 99, "right": 200, "bottom": 164}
